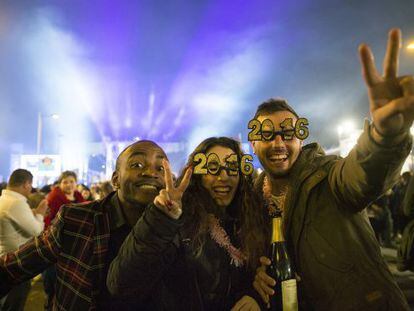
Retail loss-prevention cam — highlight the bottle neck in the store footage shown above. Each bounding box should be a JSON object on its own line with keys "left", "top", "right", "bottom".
{"left": 271, "top": 216, "right": 284, "bottom": 243}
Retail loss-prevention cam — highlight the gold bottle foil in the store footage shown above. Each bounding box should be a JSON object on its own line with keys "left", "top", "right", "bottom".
{"left": 271, "top": 217, "right": 284, "bottom": 243}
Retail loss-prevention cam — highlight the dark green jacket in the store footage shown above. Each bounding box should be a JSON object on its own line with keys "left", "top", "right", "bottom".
{"left": 256, "top": 122, "right": 412, "bottom": 311}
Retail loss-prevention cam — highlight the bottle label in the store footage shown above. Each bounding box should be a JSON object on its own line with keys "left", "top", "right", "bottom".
{"left": 281, "top": 279, "right": 298, "bottom": 311}
{"left": 271, "top": 217, "right": 284, "bottom": 243}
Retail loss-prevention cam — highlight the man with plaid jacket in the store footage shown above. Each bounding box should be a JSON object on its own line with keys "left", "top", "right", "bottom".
{"left": 0, "top": 140, "right": 168, "bottom": 310}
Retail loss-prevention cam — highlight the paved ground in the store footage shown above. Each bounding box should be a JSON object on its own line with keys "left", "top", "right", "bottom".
{"left": 22, "top": 248, "right": 414, "bottom": 310}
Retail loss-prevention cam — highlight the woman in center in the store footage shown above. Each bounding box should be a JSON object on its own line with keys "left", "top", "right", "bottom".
{"left": 107, "top": 137, "right": 267, "bottom": 310}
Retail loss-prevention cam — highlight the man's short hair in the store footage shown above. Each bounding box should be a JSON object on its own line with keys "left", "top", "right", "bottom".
{"left": 58, "top": 171, "right": 77, "bottom": 183}
{"left": 8, "top": 169, "right": 33, "bottom": 187}
{"left": 254, "top": 98, "right": 299, "bottom": 119}
{"left": 40, "top": 184, "right": 52, "bottom": 194}
{"left": 115, "top": 140, "right": 166, "bottom": 170}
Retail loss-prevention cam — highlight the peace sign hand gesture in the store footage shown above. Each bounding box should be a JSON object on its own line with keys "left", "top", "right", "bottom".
{"left": 154, "top": 159, "right": 192, "bottom": 220}
{"left": 359, "top": 28, "right": 414, "bottom": 140}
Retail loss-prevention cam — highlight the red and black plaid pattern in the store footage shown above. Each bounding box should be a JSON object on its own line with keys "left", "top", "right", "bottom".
{"left": 0, "top": 197, "right": 112, "bottom": 311}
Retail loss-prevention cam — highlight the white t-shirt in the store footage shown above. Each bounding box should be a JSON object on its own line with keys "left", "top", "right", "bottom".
{"left": 0, "top": 189, "right": 44, "bottom": 255}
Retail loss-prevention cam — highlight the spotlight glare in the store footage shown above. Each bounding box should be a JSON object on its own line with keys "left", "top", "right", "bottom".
{"left": 337, "top": 120, "right": 355, "bottom": 136}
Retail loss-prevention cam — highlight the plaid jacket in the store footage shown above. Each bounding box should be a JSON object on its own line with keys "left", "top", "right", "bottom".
{"left": 0, "top": 193, "right": 115, "bottom": 310}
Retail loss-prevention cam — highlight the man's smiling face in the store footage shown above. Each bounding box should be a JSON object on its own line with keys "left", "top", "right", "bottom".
{"left": 252, "top": 111, "right": 302, "bottom": 178}
{"left": 112, "top": 141, "right": 167, "bottom": 206}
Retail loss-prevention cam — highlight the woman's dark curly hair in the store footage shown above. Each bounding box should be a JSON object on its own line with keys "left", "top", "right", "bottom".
{"left": 177, "top": 137, "right": 268, "bottom": 271}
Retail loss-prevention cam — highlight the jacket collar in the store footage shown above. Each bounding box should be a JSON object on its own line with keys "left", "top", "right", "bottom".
{"left": 100, "top": 191, "right": 128, "bottom": 230}
{"left": 289, "top": 142, "right": 330, "bottom": 180}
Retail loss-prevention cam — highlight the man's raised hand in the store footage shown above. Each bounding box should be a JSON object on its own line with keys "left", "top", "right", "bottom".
{"left": 153, "top": 159, "right": 192, "bottom": 219}
{"left": 359, "top": 28, "right": 414, "bottom": 140}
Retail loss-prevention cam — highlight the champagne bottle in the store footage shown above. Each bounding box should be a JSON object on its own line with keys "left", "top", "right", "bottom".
{"left": 267, "top": 209, "right": 298, "bottom": 311}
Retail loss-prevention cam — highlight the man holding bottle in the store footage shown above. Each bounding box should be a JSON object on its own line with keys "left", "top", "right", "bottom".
{"left": 252, "top": 28, "right": 414, "bottom": 310}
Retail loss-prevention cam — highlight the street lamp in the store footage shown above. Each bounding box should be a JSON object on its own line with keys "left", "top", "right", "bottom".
{"left": 407, "top": 42, "right": 414, "bottom": 51}
{"left": 37, "top": 113, "right": 60, "bottom": 154}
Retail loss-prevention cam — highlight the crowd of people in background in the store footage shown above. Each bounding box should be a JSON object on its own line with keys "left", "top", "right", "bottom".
{"left": 367, "top": 172, "right": 413, "bottom": 248}
{"left": 0, "top": 170, "right": 114, "bottom": 310}
{"left": 0, "top": 179, "right": 114, "bottom": 205}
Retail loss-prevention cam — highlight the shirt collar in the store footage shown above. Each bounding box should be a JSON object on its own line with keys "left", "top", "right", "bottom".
{"left": 107, "top": 192, "right": 128, "bottom": 230}
{"left": 1, "top": 189, "right": 28, "bottom": 202}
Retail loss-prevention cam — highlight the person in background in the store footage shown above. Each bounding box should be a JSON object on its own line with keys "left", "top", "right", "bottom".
{"left": 44, "top": 171, "right": 85, "bottom": 228}
{"left": 0, "top": 169, "right": 48, "bottom": 311}
{"left": 28, "top": 192, "right": 47, "bottom": 210}
{"left": 100, "top": 181, "right": 114, "bottom": 198}
{"left": 39, "top": 184, "right": 53, "bottom": 195}
{"left": 367, "top": 190, "right": 395, "bottom": 247}
{"left": 0, "top": 182, "right": 7, "bottom": 195}
{"left": 392, "top": 172, "right": 413, "bottom": 236}
{"left": 43, "top": 170, "right": 85, "bottom": 310}
{"left": 77, "top": 184, "right": 94, "bottom": 201}
{"left": 90, "top": 183, "right": 102, "bottom": 200}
